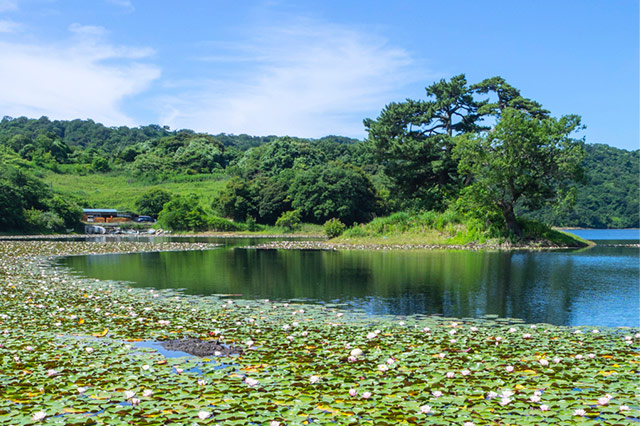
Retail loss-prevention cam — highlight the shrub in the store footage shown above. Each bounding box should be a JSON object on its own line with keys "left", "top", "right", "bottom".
{"left": 275, "top": 210, "right": 301, "bottom": 232}
{"left": 158, "top": 195, "right": 208, "bottom": 231}
{"left": 208, "top": 216, "right": 244, "bottom": 232}
{"left": 324, "top": 218, "right": 346, "bottom": 238}
{"left": 136, "top": 189, "right": 173, "bottom": 218}
{"left": 246, "top": 216, "right": 260, "bottom": 232}
{"left": 24, "top": 209, "right": 64, "bottom": 233}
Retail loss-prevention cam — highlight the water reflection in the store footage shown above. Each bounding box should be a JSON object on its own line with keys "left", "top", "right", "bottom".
{"left": 61, "top": 241, "right": 639, "bottom": 327}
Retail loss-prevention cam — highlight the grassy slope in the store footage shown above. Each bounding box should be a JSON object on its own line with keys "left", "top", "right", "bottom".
{"left": 42, "top": 169, "right": 228, "bottom": 212}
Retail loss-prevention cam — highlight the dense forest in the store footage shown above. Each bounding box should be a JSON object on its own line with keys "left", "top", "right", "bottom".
{"left": 0, "top": 75, "right": 637, "bottom": 234}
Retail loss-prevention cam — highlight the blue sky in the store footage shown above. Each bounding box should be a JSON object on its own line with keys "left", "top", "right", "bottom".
{"left": 0, "top": 0, "right": 637, "bottom": 150}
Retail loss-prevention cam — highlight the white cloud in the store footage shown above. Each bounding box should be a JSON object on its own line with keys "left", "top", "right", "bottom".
{"left": 0, "top": 26, "right": 160, "bottom": 126}
{"left": 158, "top": 20, "right": 424, "bottom": 138}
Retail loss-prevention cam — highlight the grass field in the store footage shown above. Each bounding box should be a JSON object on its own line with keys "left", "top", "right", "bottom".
{"left": 40, "top": 169, "right": 229, "bottom": 212}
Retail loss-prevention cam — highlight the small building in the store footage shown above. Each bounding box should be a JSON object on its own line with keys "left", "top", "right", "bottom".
{"left": 82, "top": 209, "right": 133, "bottom": 224}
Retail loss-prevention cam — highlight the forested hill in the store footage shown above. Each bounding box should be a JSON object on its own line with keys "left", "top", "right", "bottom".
{"left": 0, "top": 115, "right": 637, "bottom": 230}
{"left": 0, "top": 116, "right": 359, "bottom": 152}
{"left": 523, "top": 143, "right": 639, "bottom": 229}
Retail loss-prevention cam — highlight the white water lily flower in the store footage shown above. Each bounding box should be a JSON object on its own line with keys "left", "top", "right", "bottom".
{"left": 500, "top": 390, "right": 513, "bottom": 398}
{"left": 350, "top": 348, "right": 363, "bottom": 357}
{"left": 505, "top": 365, "right": 514, "bottom": 372}
{"left": 198, "top": 411, "right": 211, "bottom": 420}
{"left": 419, "top": 405, "right": 433, "bottom": 414}
{"left": 77, "top": 387, "right": 87, "bottom": 394}
{"left": 143, "top": 389, "right": 153, "bottom": 397}
{"left": 366, "top": 332, "right": 377, "bottom": 339}
{"left": 244, "top": 377, "right": 258, "bottom": 387}
{"left": 197, "top": 379, "right": 207, "bottom": 386}
{"left": 432, "top": 390, "right": 443, "bottom": 398}
{"left": 309, "top": 375, "right": 320, "bottom": 384}
{"left": 124, "top": 390, "right": 135, "bottom": 399}
{"left": 32, "top": 411, "right": 46, "bottom": 421}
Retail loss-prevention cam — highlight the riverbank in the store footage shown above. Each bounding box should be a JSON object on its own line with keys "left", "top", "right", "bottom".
{"left": 1, "top": 239, "right": 638, "bottom": 425}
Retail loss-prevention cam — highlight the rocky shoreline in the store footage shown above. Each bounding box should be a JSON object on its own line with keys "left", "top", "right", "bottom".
{"left": 243, "top": 239, "right": 590, "bottom": 252}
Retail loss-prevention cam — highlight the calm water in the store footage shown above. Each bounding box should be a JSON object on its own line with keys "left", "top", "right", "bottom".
{"left": 60, "top": 230, "right": 640, "bottom": 328}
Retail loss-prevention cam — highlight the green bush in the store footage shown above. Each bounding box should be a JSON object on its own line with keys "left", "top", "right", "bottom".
{"left": 25, "top": 208, "right": 64, "bottom": 233}
{"left": 275, "top": 210, "right": 301, "bottom": 232}
{"left": 208, "top": 216, "right": 244, "bottom": 232}
{"left": 136, "top": 188, "right": 173, "bottom": 218}
{"left": 324, "top": 218, "right": 346, "bottom": 238}
{"left": 246, "top": 216, "right": 260, "bottom": 232}
{"left": 158, "top": 195, "right": 208, "bottom": 231}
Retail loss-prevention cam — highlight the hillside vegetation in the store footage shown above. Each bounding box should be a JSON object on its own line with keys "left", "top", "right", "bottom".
{"left": 0, "top": 74, "right": 637, "bottom": 237}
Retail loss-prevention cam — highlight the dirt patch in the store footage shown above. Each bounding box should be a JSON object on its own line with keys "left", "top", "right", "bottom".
{"left": 161, "top": 338, "right": 243, "bottom": 357}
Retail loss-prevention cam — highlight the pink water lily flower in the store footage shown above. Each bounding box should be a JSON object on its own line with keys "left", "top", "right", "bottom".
{"left": 573, "top": 409, "right": 587, "bottom": 416}
{"left": 505, "top": 366, "right": 514, "bottom": 372}
{"left": 540, "top": 404, "right": 549, "bottom": 411}
{"left": 362, "top": 391, "right": 372, "bottom": 399}
{"left": 432, "top": 390, "right": 443, "bottom": 398}
{"left": 349, "top": 389, "right": 357, "bottom": 397}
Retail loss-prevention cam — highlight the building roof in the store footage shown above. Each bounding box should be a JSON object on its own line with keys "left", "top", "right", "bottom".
{"left": 82, "top": 209, "right": 119, "bottom": 213}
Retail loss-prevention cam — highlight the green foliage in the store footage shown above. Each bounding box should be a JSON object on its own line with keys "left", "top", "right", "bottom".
{"left": 289, "top": 162, "right": 378, "bottom": 224}
{"left": 239, "top": 136, "right": 325, "bottom": 178}
{"left": 472, "top": 76, "right": 550, "bottom": 119}
{"left": 24, "top": 208, "right": 64, "bottom": 232}
{"left": 208, "top": 215, "right": 244, "bottom": 232}
{"left": 522, "top": 144, "right": 639, "bottom": 228}
{"left": 46, "top": 196, "right": 82, "bottom": 229}
{"left": 245, "top": 215, "right": 260, "bottom": 232}
{"left": 323, "top": 218, "right": 346, "bottom": 238}
{"left": 157, "top": 195, "right": 209, "bottom": 231}
{"left": 363, "top": 75, "right": 481, "bottom": 209}
{"left": 214, "top": 177, "right": 257, "bottom": 222}
{"left": 455, "top": 108, "right": 585, "bottom": 237}
{"left": 91, "top": 156, "right": 111, "bottom": 172}
{"left": 275, "top": 210, "right": 301, "bottom": 231}
{"left": 135, "top": 189, "right": 173, "bottom": 218}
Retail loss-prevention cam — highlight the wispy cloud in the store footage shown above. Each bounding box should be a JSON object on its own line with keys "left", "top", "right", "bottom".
{"left": 0, "top": 23, "right": 159, "bottom": 126}
{"left": 158, "top": 19, "right": 424, "bottom": 138}
{"left": 105, "top": 0, "right": 134, "bottom": 13}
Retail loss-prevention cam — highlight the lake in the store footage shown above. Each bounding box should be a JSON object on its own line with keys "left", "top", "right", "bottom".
{"left": 60, "top": 230, "right": 639, "bottom": 328}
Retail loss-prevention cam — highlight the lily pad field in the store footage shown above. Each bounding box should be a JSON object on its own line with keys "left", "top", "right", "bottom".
{"left": 1, "top": 240, "right": 639, "bottom": 425}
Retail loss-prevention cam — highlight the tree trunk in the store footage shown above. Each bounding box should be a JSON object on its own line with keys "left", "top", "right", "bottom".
{"left": 502, "top": 204, "right": 522, "bottom": 239}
